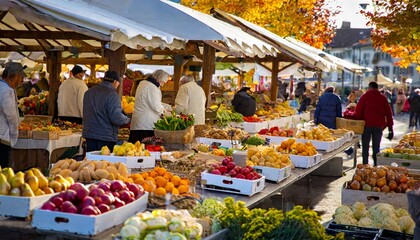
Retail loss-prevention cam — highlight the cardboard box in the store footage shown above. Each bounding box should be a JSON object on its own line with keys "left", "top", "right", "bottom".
{"left": 0, "top": 194, "right": 57, "bottom": 218}
{"left": 32, "top": 131, "right": 59, "bottom": 140}
{"left": 201, "top": 171, "right": 265, "bottom": 196}
{"left": 253, "top": 165, "right": 291, "bottom": 182}
{"left": 18, "top": 130, "right": 32, "bottom": 139}
{"left": 86, "top": 151, "right": 155, "bottom": 169}
{"left": 32, "top": 192, "right": 148, "bottom": 236}
{"left": 341, "top": 182, "right": 408, "bottom": 209}
{"left": 336, "top": 118, "right": 365, "bottom": 134}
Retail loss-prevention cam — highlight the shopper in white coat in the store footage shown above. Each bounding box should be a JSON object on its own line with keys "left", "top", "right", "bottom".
{"left": 175, "top": 74, "right": 206, "bottom": 125}
{"left": 129, "top": 70, "right": 170, "bottom": 142}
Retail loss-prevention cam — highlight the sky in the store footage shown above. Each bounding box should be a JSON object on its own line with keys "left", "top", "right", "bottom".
{"left": 329, "top": 0, "right": 371, "bottom": 28}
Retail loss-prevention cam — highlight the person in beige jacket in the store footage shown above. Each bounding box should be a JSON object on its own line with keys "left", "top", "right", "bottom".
{"left": 174, "top": 74, "right": 206, "bottom": 125}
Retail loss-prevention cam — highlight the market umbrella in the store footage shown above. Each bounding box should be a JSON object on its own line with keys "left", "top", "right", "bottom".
{"left": 363, "top": 70, "right": 394, "bottom": 86}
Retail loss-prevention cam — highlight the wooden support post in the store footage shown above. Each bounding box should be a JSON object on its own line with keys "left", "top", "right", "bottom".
{"left": 174, "top": 54, "right": 183, "bottom": 92}
{"left": 105, "top": 46, "right": 126, "bottom": 96}
{"left": 46, "top": 51, "right": 62, "bottom": 117}
{"left": 202, "top": 44, "right": 216, "bottom": 107}
{"left": 270, "top": 58, "right": 279, "bottom": 101}
{"left": 316, "top": 71, "right": 323, "bottom": 96}
{"left": 238, "top": 74, "right": 244, "bottom": 90}
{"left": 90, "top": 64, "right": 96, "bottom": 82}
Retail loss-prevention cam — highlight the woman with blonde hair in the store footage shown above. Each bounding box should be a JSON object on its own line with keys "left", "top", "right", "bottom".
{"left": 396, "top": 88, "right": 407, "bottom": 115}
{"left": 348, "top": 90, "right": 357, "bottom": 104}
{"left": 129, "top": 70, "right": 170, "bottom": 142}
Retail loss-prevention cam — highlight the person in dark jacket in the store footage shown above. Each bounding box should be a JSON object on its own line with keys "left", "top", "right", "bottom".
{"left": 231, "top": 87, "right": 256, "bottom": 117}
{"left": 83, "top": 71, "right": 130, "bottom": 152}
{"left": 314, "top": 86, "right": 342, "bottom": 129}
{"left": 408, "top": 89, "right": 420, "bottom": 128}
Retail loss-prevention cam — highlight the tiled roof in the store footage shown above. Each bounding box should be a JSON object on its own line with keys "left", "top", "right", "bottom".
{"left": 326, "top": 28, "right": 372, "bottom": 48}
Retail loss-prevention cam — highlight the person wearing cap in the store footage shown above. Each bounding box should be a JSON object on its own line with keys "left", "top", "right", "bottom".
{"left": 355, "top": 81, "right": 394, "bottom": 166}
{"left": 130, "top": 69, "right": 170, "bottom": 142}
{"left": 83, "top": 71, "right": 130, "bottom": 152}
{"left": 174, "top": 74, "right": 206, "bottom": 125}
{"left": 57, "top": 65, "right": 88, "bottom": 124}
{"left": 231, "top": 87, "right": 256, "bottom": 117}
{"left": 0, "top": 62, "right": 25, "bottom": 167}
{"left": 314, "top": 86, "right": 342, "bottom": 129}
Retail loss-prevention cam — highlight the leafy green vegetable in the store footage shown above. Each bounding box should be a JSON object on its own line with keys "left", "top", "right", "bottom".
{"left": 154, "top": 113, "right": 194, "bottom": 131}
{"left": 216, "top": 106, "right": 243, "bottom": 128}
{"left": 242, "top": 136, "right": 265, "bottom": 146}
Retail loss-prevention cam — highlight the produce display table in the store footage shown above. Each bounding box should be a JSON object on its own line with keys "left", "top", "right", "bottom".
{"left": 200, "top": 136, "right": 360, "bottom": 208}
{"left": 11, "top": 133, "right": 83, "bottom": 170}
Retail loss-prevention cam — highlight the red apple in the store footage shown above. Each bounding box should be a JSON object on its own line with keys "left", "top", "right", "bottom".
{"left": 63, "top": 204, "right": 78, "bottom": 214}
{"left": 76, "top": 187, "right": 90, "bottom": 201}
{"left": 69, "top": 182, "right": 86, "bottom": 192}
{"left": 218, "top": 166, "right": 228, "bottom": 174}
{"left": 233, "top": 166, "right": 242, "bottom": 173}
{"left": 227, "top": 162, "right": 236, "bottom": 170}
{"left": 211, "top": 169, "right": 222, "bottom": 175}
{"left": 228, "top": 170, "right": 237, "bottom": 177}
{"left": 97, "top": 182, "right": 111, "bottom": 192}
{"left": 82, "top": 196, "right": 96, "bottom": 207}
{"left": 81, "top": 205, "right": 97, "bottom": 215}
{"left": 93, "top": 206, "right": 101, "bottom": 215}
{"left": 89, "top": 188, "right": 105, "bottom": 198}
{"left": 98, "top": 204, "right": 110, "bottom": 214}
{"left": 41, "top": 201, "right": 56, "bottom": 211}
{"left": 113, "top": 198, "right": 125, "bottom": 208}
{"left": 240, "top": 168, "right": 250, "bottom": 176}
{"left": 222, "top": 158, "right": 230, "bottom": 166}
{"left": 119, "top": 190, "right": 131, "bottom": 203}
{"left": 61, "top": 190, "right": 77, "bottom": 202}
{"left": 100, "top": 194, "right": 114, "bottom": 205}
{"left": 94, "top": 196, "right": 103, "bottom": 206}
{"left": 126, "top": 183, "right": 140, "bottom": 198}
{"left": 50, "top": 196, "right": 63, "bottom": 208}
{"left": 61, "top": 201, "right": 75, "bottom": 212}
{"left": 245, "top": 166, "right": 254, "bottom": 172}
{"left": 246, "top": 173, "right": 254, "bottom": 180}
{"left": 111, "top": 191, "right": 120, "bottom": 198}
{"left": 110, "top": 180, "right": 126, "bottom": 192}
{"left": 235, "top": 174, "right": 245, "bottom": 179}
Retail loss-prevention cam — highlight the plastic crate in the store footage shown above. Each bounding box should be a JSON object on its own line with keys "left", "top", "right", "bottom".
{"left": 326, "top": 222, "right": 380, "bottom": 240}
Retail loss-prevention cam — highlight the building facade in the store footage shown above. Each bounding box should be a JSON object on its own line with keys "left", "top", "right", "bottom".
{"left": 324, "top": 22, "right": 420, "bottom": 89}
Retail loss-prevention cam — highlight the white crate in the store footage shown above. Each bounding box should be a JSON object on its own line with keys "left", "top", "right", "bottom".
{"left": 86, "top": 151, "right": 155, "bottom": 169}
{"left": 289, "top": 154, "right": 322, "bottom": 168}
{"left": 243, "top": 121, "right": 269, "bottom": 133}
{"left": 341, "top": 183, "right": 408, "bottom": 209}
{"left": 253, "top": 165, "right": 292, "bottom": 182}
{"left": 295, "top": 138, "right": 339, "bottom": 152}
{"left": 0, "top": 193, "right": 57, "bottom": 218}
{"left": 195, "top": 137, "right": 241, "bottom": 148}
{"left": 32, "top": 192, "right": 148, "bottom": 236}
{"left": 377, "top": 155, "right": 420, "bottom": 169}
{"left": 201, "top": 171, "right": 265, "bottom": 196}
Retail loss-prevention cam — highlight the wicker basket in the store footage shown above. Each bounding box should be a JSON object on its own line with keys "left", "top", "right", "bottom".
{"left": 336, "top": 117, "right": 365, "bottom": 134}
{"left": 154, "top": 126, "right": 195, "bottom": 144}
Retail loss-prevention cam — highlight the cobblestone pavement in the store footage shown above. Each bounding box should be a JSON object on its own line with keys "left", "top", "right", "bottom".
{"left": 256, "top": 113, "right": 411, "bottom": 223}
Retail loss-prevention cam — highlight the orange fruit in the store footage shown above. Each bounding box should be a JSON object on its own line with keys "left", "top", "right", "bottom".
{"left": 145, "top": 177, "right": 156, "bottom": 185}
{"left": 157, "top": 168, "right": 167, "bottom": 176}
{"left": 155, "top": 187, "right": 166, "bottom": 196}
{"left": 141, "top": 172, "right": 149, "bottom": 179}
{"left": 149, "top": 171, "right": 159, "bottom": 178}
{"left": 172, "top": 188, "right": 180, "bottom": 195}
{"left": 134, "top": 178, "right": 145, "bottom": 185}
{"left": 178, "top": 185, "right": 189, "bottom": 194}
{"left": 170, "top": 176, "right": 181, "bottom": 187}
{"left": 163, "top": 172, "right": 173, "bottom": 181}
{"left": 125, "top": 178, "right": 134, "bottom": 183}
{"left": 165, "top": 182, "right": 174, "bottom": 192}
{"left": 153, "top": 166, "right": 161, "bottom": 172}
{"left": 141, "top": 182, "right": 155, "bottom": 193}
{"left": 179, "top": 179, "right": 189, "bottom": 186}
{"left": 132, "top": 173, "right": 142, "bottom": 179}
{"left": 134, "top": 175, "right": 144, "bottom": 182}
{"left": 155, "top": 176, "right": 168, "bottom": 188}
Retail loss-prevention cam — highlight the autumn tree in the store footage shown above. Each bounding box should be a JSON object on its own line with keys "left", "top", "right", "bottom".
{"left": 362, "top": 0, "right": 420, "bottom": 70}
{"left": 181, "top": 0, "right": 338, "bottom": 49}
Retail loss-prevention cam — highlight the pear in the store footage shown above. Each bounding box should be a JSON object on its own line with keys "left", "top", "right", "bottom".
{"left": 0, "top": 173, "right": 11, "bottom": 195}
{"left": 101, "top": 146, "right": 111, "bottom": 156}
{"left": 43, "top": 187, "right": 54, "bottom": 194}
{"left": 31, "top": 168, "right": 44, "bottom": 178}
{"left": 2, "top": 168, "right": 14, "bottom": 184}
{"left": 26, "top": 175, "right": 39, "bottom": 192}
{"left": 11, "top": 172, "right": 25, "bottom": 189}
{"left": 25, "top": 169, "right": 35, "bottom": 182}
{"left": 10, "top": 188, "right": 21, "bottom": 196}
{"left": 21, "top": 183, "right": 35, "bottom": 197}
{"left": 34, "top": 188, "right": 45, "bottom": 196}
{"left": 54, "top": 175, "right": 70, "bottom": 190}
{"left": 48, "top": 180, "right": 62, "bottom": 192}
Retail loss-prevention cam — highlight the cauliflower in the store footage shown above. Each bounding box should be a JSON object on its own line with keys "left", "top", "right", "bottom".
{"left": 358, "top": 217, "right": 374, "bottom": 228}
{"left": 168, "top": 232, "right": 188, "bottom": 240}
{"left": 395, "top": 208, "right": 410, "bottom": 218}
{"left": 368, "top": 203, "right": 397, "bottom": 222}
{"left": 354, "top": 209, "right": 370, "bottom": 221}
{"left": 143, "top": 233, "right": 157, "bottom": 240}
{"left": 351, "top": 202, "right": 366, "bottom": 213}
{"left": 334, "top": 213, "right": 358, "bottom": 226}
{"left": 145, "top": 216, "right": 168, "bottom": 229}
{"left": 124, "top": 217, "right": 148, "bottom": 233}
{"left": 334, "top": 205, "right": 353, "bottom": 217}
{"left": 380, "top": 217, "right": 401, "bottom": 232}
{"left": 154, "top": 230, "right": 171, "bottom": 239}
{"left": 120, "top": 225, "right": 140, "bottom": 240}
{"left": 168, "top": 218, "right": 186, "bottom": 232}
{"left": 398, "top": 216, "right": 415, "bottom": 234}
{"left": 185, "top": 222, "right": 203, "bottom": 239}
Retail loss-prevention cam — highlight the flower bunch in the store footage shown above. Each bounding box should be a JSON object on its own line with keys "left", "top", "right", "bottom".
{"left": 18, "top": 91, "right": 48, "bottom": 115}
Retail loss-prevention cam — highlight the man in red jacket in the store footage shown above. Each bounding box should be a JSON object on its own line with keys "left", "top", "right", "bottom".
{"left": 355, "top": 82, "right": 394, "bottom": 165}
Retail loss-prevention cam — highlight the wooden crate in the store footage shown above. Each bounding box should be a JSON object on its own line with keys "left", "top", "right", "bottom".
{"left": 18, "top": 130, "right": 32, "bottom": 139}
{"left": 336, "top": 118, "right": 365, "bottom": 134}
{"left": 22, "top": 115, "right": 52, "bottom": 125}
{"left": 32, "top": 131, "right": 59, "bottom": 140}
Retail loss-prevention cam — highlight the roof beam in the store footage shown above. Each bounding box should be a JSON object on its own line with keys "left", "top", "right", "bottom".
{"left": 0, "top": 12, "right": 7, "bottom": 22}
{"left": 24, "top": 23, "right": 52, "bottom": 52}
{"left": 0, "top": 45, "right": 102, "bottom": 54}
{"left": 0, "top": 30, "right": 100, "bottom": 40}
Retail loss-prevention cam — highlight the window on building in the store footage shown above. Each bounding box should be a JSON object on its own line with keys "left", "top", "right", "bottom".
{"left": 408, "top": 67, "right": 414, "bottom": 76}
{"left": 393, "top": 67, "right": 400, "bottom": 75}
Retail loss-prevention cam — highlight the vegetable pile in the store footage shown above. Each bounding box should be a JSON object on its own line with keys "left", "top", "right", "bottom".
{"left": 216, "top": 106, "right": 243, "bottom": 128}
{"left": 241, "top": 135, "right": 266, "bottom": 146}
{"left": 154, "top": 113, "right": 194, "bottom": 131}
{"left": 243, "top": 115, "right": 262, "bottom": 123}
